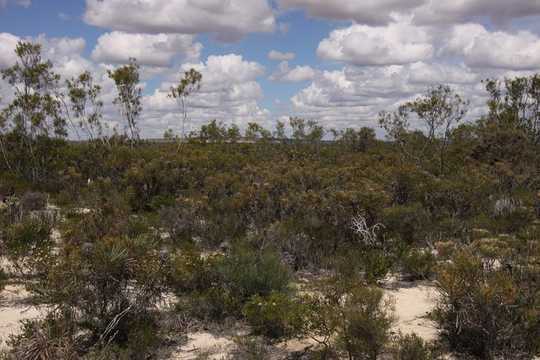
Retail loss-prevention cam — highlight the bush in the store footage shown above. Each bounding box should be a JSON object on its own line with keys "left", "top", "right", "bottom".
{"left": 3, "top": 217, "right": 53, "bottom": 275}
{"left": 6, "top": 312, "right": 78, "bottom": 360}
{"left": 19, "top": 191, "right": 48, "bottom": 213}
{"left": 32, "top": 235, "right": 167, "bottom": 354}
{"left": 392, "top": 333, "right": 441, "bottom": 360}
{"left": 177, "top": 287, "right": 239, "bottom": 322}
{"left": 337, "top": 286, "right": 395, "bottom": 360}
{"left": 219, "top": 244, "right": 291, "bottom": 301}
{"left": 434, "top": 247, "right": 540, "bottom": 359}
{"left": 400, "top": 248, "right": 436, "bottom": 280}
{"left": 168, "top": 248, "right": 222, "bottom": 294}
{"left": 362, "top": 249, "right": 393, "bottom": 284}
{"left": 243, "top": 292, "right": 305, "bottom": 340}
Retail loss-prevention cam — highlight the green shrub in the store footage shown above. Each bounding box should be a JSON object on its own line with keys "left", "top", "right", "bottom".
{"left": 169, "top": 248, "right": 222, "bottom": 294}
{"left": 177, "top": 287, "right": 239, "bottom": 322}
{"left": 6, "top": 312, "right": 78, "bottom": 360}
{"left": 243, "top": 292, "right": 305, "bottom": 340}
{"left": 32, "top": 235, "right": 167, "bottom": 354}
{"left": 400, "top": 248, "right": 436, "bottom": 280}
{"left": 362, "top": 249, "right": 393, "bottom": 284}
{"left": 434, "top": 247, "right": 540, "bottom": 359}
{"left": 392, "top": 333, "right": 441, "bottom": 360}
{"left": 3, "top": 217, "right": 53, "bottom": 275}
{"left": 337, "top": 286, "right": 395, "bottom": 360}
{"left": 219, "top": 244, "right": 291, "bottom": 300}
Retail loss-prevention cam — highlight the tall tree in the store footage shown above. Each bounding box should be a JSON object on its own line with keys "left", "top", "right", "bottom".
{"left": 0, "top": 41, "right": 66, "bottom": 181}
{"left": 380, "top": 85, "right": 468, "bottom": 175}
{"left": 108, "top": 58, "right": 142, "bottom": 144}
{"left": 66, "top": 71, "right": 105, "bottom": 143}
{"left": 485, "top": 75, "right": 540, "bottom": 144}
{"left": 1, "top": 41, "right": 66, "bottom": 139}
{"left": 168, "top": 68, "right": 202, "bottom": 139}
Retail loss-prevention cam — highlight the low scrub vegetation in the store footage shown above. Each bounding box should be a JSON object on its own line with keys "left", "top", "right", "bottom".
{"left": 0, "top": 41, "right": 539, "bottom": 359}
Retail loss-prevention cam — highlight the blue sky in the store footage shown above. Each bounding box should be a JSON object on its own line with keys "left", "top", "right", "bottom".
{"left": 1, "top": 0, "right": 540, "bottom": 137}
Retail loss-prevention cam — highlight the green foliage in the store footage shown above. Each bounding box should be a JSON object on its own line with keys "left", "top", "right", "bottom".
{"left": 392, "top": 333, "right": 441, "bottom": 360}
{"left": 3, "top": 217, "right": 53, "bottom": 275}
{"left": 400, "top": 248, "right": 436, "bottom": 280}
{"left": 243, "top": 292, "right": 305, "bottom": 340}
{"left": 66, "top": 71, "right": 104, "bottom": 142}
{"left": 6, "top": 312, "right": 78, "bottom": 360}
{"left": 337, "top": 286, "right": 395, "bottom": 360}
{"left": 434, "top": 237, "right": 540, "bottom": 360}
{"left": 108, "top": 58, "right": 142, "bottom": 143}
{"left": 219, "top": 244, "right": 291, "bottom": 301}
{"left": 32, "top": 235, "right": 167, "bottom": 354}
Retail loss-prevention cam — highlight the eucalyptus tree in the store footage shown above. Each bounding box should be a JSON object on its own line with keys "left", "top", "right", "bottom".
{"left": 168, "top": 68, "right": 202, "bottom": 140}
{"left": 0, "top": 41, "right": 66, "bottom": 181}
{"left": 108, "top": 58, "right": 142, "bottom": 144}
{"left": 485, "top": 74, "right": 540, "bottom": 144}
{"left": 66, "top": 71, "right": 105, "bottom": 143}
{"left": 379, "top": 85, "right": 468, "bottom": 175}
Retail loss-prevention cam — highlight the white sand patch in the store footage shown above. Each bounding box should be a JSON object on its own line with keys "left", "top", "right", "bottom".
{"left": 0, "top": 285, "right": 43, "bottom": 347}
{"left": 385, "top": 284, "right": 438, "bottom": 341}
{"left": 170, "top": 331, "right": 236, "bottom": 360}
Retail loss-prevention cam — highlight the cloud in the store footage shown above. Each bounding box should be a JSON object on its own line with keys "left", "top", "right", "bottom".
{"left": 317, "top": 20, "right": 434, "bottom": 66}
{"left": 0, "top": 33, "right": 91, "bottom": 78}
{"left": 288, "top": 62, "right": 491, "bottom": 131}
{"left": 142, "top": 54, "right": 269, "bottom": 137}
{"left": 443, "top": 24, "right": 540, "bottom": 70}
{"left": 413, "top": 0, "right": 540, "bottom": 25}
{"left": 279, "top": 0, "right": 424, "bottom": 25}
{"left": 268, "top": 50, "right": 295, "bottom": 61}
{"left": 92, "top": 32, "right": 202, "bottom": 67}
{"left": 270, "top": 61, "right": 315, "bottom": 82}
{"left": 84, "top": 0, "right": 275, "bottom": 42}
{"left": 0, "top": 32, "right": 20, "bottom": 69}
{"left": 279, "top": 0, "right": 540, "bottom": 25}
{"left": 0, "top": 0, "right": 31, "bottom": 9}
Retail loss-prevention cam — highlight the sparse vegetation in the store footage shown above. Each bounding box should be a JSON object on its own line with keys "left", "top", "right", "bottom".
{"left": 0, "top": 40, "right": 539, "bottom": 359}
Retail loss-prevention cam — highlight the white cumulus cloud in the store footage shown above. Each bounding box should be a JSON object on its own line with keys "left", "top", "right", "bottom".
{"left": 92, "top": 32, "right": 202, "bottom": 67}
{"left": 84, "top": 0, "right": 275, "bottom": 42}
{"left": 317, "top": 20, "right": 434, "bottom": 66}
{"left": 268, "top": 50, "right": 296, "bottom": 61}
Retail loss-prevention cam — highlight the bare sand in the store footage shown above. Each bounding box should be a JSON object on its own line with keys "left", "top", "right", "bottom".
{"left": 385, "top": 283, "right": 439, "bottom": 341}
{"left": 0, "top": 284, "right": 43, "bottom": 347}
{"left": 0, "top": 280, "right": 440, "bottom": 357}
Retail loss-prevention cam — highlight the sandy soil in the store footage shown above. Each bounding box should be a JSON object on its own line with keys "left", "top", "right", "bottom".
{"left": 385, "top": 282, "right": 439, "bottom": 341}
{"left": 0, "top": 280, "right": 440, "bottom": 357}
{"left": 168, "top": 332, "right": 236, "bottom": 359}
{"left": 0, "top": 284, "right": 43, "bottom": 347}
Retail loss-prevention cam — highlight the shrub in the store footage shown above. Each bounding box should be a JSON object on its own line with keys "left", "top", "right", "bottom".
{"left": 6, "top": 312, "right": 78, "bottom": 360}
{"left": 32, "top": 235, "right": 167, "bottom": 354}
{"left": 434, "top": 247, "right": 540, "bottom": 359}
{"left": 19, "top": 191, "right": 48, "bottom": 213}
{"left": 3, "top": 217, "right": 53, "bottom": 276}
{"left": 392, "top": 333, "right": 441, "bottom": 360}
{"left": 243, "top": 292, "right": 305, "bottom": 340}
{"left": 219, "top": 244, "right": 291, "bottom": 301}
{"left": 400, "top": 248, "right": 436, "bottom": 280}
{"left": 362, "top": 248, "right": 393, "bottom": 284}
{"left": 168, "top": 248, "right": 222, "bottom": 294}
{"left": 337, "top": 286, "right": 395, "bottom": 360}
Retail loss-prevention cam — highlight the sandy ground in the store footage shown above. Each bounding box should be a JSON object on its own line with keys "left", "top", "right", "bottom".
{"left": 0, "top": 280, "right": 439, "bottom": 357}
{"left": 168, "top": 332, "right": 236, "bottom": 360}
{"left": 385, "top": 283, "right": 439, "bottom": 341}
{"left": 0, "top": 284, "right": 43, "bottom": 347}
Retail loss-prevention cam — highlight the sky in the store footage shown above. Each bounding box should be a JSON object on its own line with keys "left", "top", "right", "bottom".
{"left": 1, "top": 0, "right": 540, "bottom": 138}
